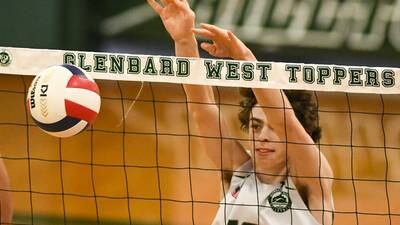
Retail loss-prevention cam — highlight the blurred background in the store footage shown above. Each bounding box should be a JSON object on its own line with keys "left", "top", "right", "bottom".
{"left": 0, "top": 0, "right": 400, "bottom": 225}
{"left": 2, "top": 0, "right": 400, "bottom": 66}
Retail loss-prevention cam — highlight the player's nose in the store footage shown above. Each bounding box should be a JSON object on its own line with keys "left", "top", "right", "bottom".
{"left": 256, "top": 131, "right": 271, "bottom": 143}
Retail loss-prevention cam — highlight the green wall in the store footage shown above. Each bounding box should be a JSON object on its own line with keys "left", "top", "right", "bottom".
{"left": 0, "top": 0, "right": 91, "bottom": 50}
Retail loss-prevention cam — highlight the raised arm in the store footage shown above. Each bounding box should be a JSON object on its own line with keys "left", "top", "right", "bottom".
{"left": 147, "top": 0, "right": 248, "bottom": 172}
{"left": 193, "top": 24, "right": 297, "bottom": 141}
{"left": 194, "top": 24, "right": 334, "bottom": 224}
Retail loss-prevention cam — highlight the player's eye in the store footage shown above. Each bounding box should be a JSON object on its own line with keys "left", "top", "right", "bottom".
{"left": 251, "top": 123, "right": 262, "bottom": 131}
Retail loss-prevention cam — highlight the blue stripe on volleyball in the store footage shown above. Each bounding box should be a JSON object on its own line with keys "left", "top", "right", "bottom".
{"left": 32, "top": 116, "right": 81, "bottom": 132}
{"left": 61, "top": 64, "right": 87, "bottom": 78}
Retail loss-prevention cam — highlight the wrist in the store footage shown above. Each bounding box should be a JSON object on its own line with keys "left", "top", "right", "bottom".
{"left": 175, "top": 35, "right": 199, "bottom": 58}
{"left": 174, "top": 35, "right": 197, "bottom": 46}
{"left": 237, "top": 50, "right": 257, "bottom": 61}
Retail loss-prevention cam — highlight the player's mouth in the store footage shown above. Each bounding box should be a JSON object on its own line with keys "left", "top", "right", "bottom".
{"left": 255, "top": 148, "right": 275, "bottom": 156}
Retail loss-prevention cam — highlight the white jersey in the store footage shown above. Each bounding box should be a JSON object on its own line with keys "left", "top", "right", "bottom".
{"left": 212, "top": 160, "right": 322, "bottom": 225}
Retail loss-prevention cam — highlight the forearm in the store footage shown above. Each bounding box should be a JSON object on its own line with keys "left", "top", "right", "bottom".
{"left": 174, "top": 35, "right": 215, "bottom": 103}
{"left": 238, "top": 54, "right": 290, "bottom": 109}
{"left": 188, "top": 104, "right": 248, "bottom": 170}
{"left": 242, "top": 53, "right": 324, "bottom": 175}
{"left": 176, "top": 36, "right": 244, "bottom": 169}
{"left": 174, "top": 33, "right": 220, "bottom": 125}
{"left": 175, "top": 35, "right": 199, "bottom": 58}
{"left": 238, "top": 53, "right": 295, "bottom": 138}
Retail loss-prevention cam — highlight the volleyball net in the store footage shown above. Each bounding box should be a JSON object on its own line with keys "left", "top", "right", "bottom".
{"left": 0, "top": 47, "right": 399, "bottom": 225}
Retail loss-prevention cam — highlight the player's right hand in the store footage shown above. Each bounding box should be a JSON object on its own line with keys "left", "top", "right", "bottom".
{"left": 148, "top": 0, "right": 195, "bottom": 43}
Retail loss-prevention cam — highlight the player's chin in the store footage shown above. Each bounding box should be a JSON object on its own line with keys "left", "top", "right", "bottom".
{"left": 254, "top": 152, "right": 276, "bottom": 162}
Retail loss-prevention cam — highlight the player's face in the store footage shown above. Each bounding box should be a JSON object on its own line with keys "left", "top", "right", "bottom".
{"left": 248, "top": 105, "right": 286, "bottom": 171}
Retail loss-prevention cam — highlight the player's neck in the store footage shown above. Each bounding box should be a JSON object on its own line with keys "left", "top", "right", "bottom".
{"left": 256, "top": 166, "right": 287, "bottom": 185}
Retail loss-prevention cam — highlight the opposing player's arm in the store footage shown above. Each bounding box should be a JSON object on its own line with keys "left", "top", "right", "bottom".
{"left": 148, "top": 0, "right": 248, "bottom": 171}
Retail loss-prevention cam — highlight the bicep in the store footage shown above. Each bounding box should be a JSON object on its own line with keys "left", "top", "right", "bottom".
{"left": 308, "top": 191, "right": 334, "bottom": 225}
{"left": 294, "top": 150, "right": 334, "bottom": 225}
{"left": 303, "top": 173, "right": 334, "bottom": 225}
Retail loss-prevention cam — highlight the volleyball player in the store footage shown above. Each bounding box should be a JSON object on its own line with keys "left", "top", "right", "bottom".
{"left": 148, "top": 0, "right": 334, "bottom": 224}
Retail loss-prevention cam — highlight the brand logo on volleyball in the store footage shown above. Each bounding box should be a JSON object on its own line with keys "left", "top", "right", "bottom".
{"left": 0, "top": 50, "right": 11, "bottom": 66}
{"left": 267, "top": 189, "right": 292, "bottom": 213}
{"left": 39, "top": 85, "right": 49, "bottom": 117}
{"left": 38, "top": 73, "right": 52, "bottom": 117}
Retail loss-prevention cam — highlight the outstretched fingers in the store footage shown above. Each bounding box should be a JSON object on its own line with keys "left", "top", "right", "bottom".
{"left": 200, "top": 42, "right": 217, "bottom": 55}
{"left": 148, "top": 0, "right": 185, "bottom": 13}
{"left": 199, "top": 23, "right": 236, "bottom": 46}
{"left": 200, "top": 23, "right": 226, "bottom": 37}
{"left": 148, "top": 0, "right": 163, "bottom": 14}
{"left": 165, "top": 0, "right": 188, "bottom": 11}
{"left": 192, "top": 28, "right": 216, "bottom": 39}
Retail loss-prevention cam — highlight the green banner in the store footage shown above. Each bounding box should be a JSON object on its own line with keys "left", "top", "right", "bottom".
{"left": 99, "top": 0, "right": 400, "bottom": 53}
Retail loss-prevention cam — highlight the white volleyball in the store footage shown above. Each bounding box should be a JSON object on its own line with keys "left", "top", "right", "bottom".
{"left": 27, "top": 64, "right": 101, "bottom": 138}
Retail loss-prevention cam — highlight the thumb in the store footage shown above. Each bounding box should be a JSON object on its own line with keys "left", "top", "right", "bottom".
{"left": 200, "top": 42, "right": 216, "bottom": 55}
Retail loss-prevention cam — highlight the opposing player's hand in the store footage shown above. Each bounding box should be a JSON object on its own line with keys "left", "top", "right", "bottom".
{"left": 148, "top": 0, "right": 195, "bottom": 43}
{"left": 193, "top": 23, "right": 256, "bottom": 61}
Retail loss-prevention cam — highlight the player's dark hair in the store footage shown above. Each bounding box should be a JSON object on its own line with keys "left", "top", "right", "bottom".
{"left": 238, "top": 88, "right": 321, "bottom": 142}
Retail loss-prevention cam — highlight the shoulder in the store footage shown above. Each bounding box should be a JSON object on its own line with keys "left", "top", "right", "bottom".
{"left": 224, "top": 159, "right": 253, "bottom": 189}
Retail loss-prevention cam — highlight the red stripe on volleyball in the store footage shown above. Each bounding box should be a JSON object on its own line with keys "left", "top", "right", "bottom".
{"left": 65, "top": 100, "right": 98, "bottom": 124}
{"left": 67, "top": 75, "right": 100, "bottom": 94}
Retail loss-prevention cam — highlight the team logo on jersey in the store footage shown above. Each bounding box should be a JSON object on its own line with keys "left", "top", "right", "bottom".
{"left": 0, "top": 50, "right": 11, "bottom": 66}
{"left": 267, "top": 188, "right": 292, "bottom": 213}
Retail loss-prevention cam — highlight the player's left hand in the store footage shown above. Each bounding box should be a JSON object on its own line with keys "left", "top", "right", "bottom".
{"left": 193, "top": 23, "right": 256, "bottom": 61}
